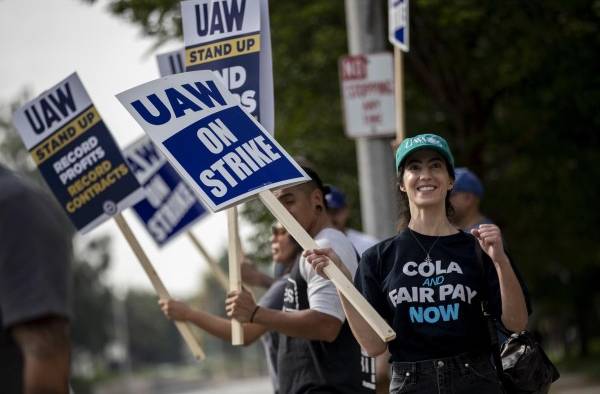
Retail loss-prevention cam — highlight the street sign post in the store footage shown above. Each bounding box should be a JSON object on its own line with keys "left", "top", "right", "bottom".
{"left": 388, "top": 0, "right": 409, "bottom": 51}
{"left": 388, "top": 0, "right": 409, "bottom": 142}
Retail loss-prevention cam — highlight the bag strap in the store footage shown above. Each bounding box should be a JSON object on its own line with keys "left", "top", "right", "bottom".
{"left": 473, "top": 241, "right": 505, "bottom": 384}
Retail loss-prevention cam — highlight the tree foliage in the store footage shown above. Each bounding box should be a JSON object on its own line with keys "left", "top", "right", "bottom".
{"left": 125, "top": 290, "right": 183, "bottom": 365}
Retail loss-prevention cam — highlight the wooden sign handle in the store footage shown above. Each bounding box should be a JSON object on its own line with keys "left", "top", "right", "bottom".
{"left": 187, "top": 232, "right": 229, "bottom": 291}
{"left": 258, "top": 191, "right": 396, "bottom": 342}
{"left": 227, "top": 207, "right": 244, "bottom": 345}
{"left": 394, "top": 46, "right": 405, "bottom": 144}
{"left": 114, "top": 213, "right": 206, "bottom": 360}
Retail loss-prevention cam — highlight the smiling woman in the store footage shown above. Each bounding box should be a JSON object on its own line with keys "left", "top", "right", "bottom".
{"left": 395, "top": 135, "right": 455, "bottom": 230}
{"left": 304, "top": 133, "right": 530, "bottom": 394}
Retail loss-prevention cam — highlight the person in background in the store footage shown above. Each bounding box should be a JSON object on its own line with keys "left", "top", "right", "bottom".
{"left": 160, "top": 222, "right": 300, "bottom": 394}
{"left": 325, "top": 185, "right": 379, "bottom": 256}
{"left": 240, "top": 227, "right": 291, "bottom": 289}
{"left": 449, "top": 167, "right": 494, "bottom": 232}
{"left": 0, "top": 164, "right": 72, "bottom": 394}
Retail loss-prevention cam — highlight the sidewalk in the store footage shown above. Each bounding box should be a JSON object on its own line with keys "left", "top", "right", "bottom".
{"left": 549, "top": 373, "right": 600, "bottom": 394}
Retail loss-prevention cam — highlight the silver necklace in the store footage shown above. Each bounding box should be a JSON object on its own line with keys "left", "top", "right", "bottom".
{"left": 408, "top": 228, "right": 441, "bottom": 264}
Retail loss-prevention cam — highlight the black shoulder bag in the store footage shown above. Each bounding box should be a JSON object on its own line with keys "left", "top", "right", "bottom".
{"left": 474, "top": 245, "right": 559, "bottom": 394}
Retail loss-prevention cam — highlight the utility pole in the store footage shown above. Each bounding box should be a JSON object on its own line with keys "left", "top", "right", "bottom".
{"left": 344, "top": 0, "right": 397, "bottom": 239}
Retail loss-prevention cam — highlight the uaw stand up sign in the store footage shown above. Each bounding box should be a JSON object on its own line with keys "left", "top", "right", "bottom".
{"left": 13, "top": 73, "right": 206, "bottom": 361}
{"left": 12, "top": 73, "right": 143, "bottom": 233}
{"left": 117, "top": 71, "right": 397, "bottom": 345}
{"left": 181, "top": 0, "right": 274, "bottom": 134}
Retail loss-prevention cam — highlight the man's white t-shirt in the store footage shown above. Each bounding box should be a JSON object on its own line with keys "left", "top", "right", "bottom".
{"left": 299, "top": 227, "right": 358, "bottom": 323}
{"left": 346, "top": 228, "right": 379, "bottom": 256}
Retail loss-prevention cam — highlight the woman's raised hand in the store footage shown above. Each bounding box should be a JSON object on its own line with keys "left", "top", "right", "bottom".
{"left": 471, "top": 224, "right": 509, "bottom": 265}
{"left": 304, "top": 248, "right": 352, "bottom": 280}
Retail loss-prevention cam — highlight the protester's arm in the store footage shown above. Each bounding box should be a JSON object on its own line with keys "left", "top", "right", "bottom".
{"left": 11, "top": 316, "right": 70, "bottom": 394}
{"left": 159, "top": 299, "right": 267, "bottom": 345}
{"left": 304, "top": 248, "right": 388, "bottom": 356}
{"left": 493, "top": 258, "right": 528, "bottom": 332}
{"left": 241, "top": 260, "right": 274, "bottom": 288}
{"left": 472, "top": 225, "right": 528, "bottom": 332}
{"left": 226, "top": 290, "right": 342, "bottom": 342}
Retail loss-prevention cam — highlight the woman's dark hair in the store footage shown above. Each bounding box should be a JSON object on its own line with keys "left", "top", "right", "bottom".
{"left": 395, "top": 167, "right": 455, "bottom": 231}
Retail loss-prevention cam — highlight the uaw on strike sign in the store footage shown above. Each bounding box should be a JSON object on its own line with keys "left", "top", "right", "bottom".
{"left": 116, "top": 71, "right": 307, "bottom": 212}
{"left": 123, "top": 136, "right": 207, "bottom": 245}
{"left": 181, "top": 0, "right": 274, "bottom": 134}
{"left": 12, "top": 73, "right": 143, "bottom": 233}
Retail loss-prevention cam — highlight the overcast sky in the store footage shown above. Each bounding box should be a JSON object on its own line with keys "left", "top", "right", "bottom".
{"left": 0, "top": 0, "right": 249, "bottom": 298}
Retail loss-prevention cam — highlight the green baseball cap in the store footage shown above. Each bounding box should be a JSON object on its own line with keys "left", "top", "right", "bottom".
{"left": 395, "top": 133, "right": 455, "bottom": 174}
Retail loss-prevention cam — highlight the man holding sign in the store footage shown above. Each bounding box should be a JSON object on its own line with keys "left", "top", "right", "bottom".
{"left": 226, "top": 166, "right": 375, "bottom": 393}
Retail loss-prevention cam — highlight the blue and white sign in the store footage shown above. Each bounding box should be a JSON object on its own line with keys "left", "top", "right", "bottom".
{"left": 157, "top": 49, "right": 186, "bottom": 77}
{"left": 181, "top": 0, "right": 274, "bottom": 134}
{"left": 12, "top": 73, "right": 144, "bottom": 233}
{"left": 116, "top": 71, "right": 308, "bottom": 212}
{"left": 389, "top": 0, "right": 409, "bottom": 51}
{"left": 123, "top": 136, "right": 208, "bottom": 245}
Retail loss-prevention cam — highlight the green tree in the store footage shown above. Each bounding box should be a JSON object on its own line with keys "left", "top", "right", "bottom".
{"left": 125, "top": 289, "right": 184, "bottom": 366}
{"left": 71, "top": 236, "right": 115, "bottom": 355}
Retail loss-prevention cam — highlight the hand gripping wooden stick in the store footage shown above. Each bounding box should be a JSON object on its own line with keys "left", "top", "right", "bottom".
{"left": 114, "top": 213, "right": 206, "bottom": 360}
{"left": 187, "top": 232, "right": 229, "bottom": 291}
{"left": 258, "top": 191, "right": 396, "bottom": 342}
{"left": 227, "top": 207, "right": 244, "bottom": 345}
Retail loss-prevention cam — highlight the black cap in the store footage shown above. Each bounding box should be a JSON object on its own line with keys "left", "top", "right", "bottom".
{"left": 301, "top": 166, "right": 330, "bottom": 208}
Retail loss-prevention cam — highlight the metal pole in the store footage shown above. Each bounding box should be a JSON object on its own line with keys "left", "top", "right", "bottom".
{"left": 344, "top": 0, "right": 397, "bottom": 239}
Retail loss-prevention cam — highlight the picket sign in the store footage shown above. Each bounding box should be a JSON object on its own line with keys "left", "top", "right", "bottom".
{"left": 155, "top": 48, "right": 240, "bottom": 294}
{"left": 259, "top": 191, "right": 396, "bottom": 342}
{"left": 394, "top": 48, "right": 405, "bottom": 142}
{"left": 227, "top": 206, "right": 244, "bottom": 345}
{"left": 187, "top": 231, "right": 229, "bottom": 291}
{"left": 114, "top": 213, "right": 206, "bottom": 360}
{"left": 115, "top": 70, "right": 394, "bottom": 342}
{"left": 11, "top": 72, "right": 206, "bottom": 359}
{"left": 181, "top": 0, "right": 273, "bottom": 346}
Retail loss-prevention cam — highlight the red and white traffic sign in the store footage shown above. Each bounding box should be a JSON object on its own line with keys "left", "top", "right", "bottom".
{"left": 339, "top": 53, "right": 395, "bottom": 138}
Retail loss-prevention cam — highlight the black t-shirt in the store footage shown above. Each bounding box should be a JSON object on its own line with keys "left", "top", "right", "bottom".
{"left": 355, "top": 228, "right": 529, "bottom": 363}
{"left": 258, "top": 272, "right": 289, "bottom": 393}
{"left": 278, "top": 259, "right": 375, "bottom": 394}
{"left": 0, "top": 165, "right": 72, "bottom": 393}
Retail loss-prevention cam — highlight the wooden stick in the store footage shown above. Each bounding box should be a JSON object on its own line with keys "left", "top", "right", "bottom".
{"left": 235, "top": 225, "right": 245, "bottom": 263}
{"left": 227, "top": 207, "right": 244, "bottom": 345}
{"left": 187, "top": 232, "right": 229, "bottom": 291}
{"left": 394, "top": 46, "right": 405, "bottom": 143}
{"left": 258, "top": 191, "right": 396, "bottom": 342}
{"left": 114, "top": 213, "right": 206, "bottom": 360}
